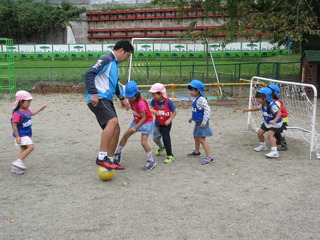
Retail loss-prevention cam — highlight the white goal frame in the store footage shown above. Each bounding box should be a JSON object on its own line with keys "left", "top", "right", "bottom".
{"left": 247, "top": 76, "right": 319, "bottom": 160}
{"left": 127, "top": 37, "right": 222, "bottom": 95}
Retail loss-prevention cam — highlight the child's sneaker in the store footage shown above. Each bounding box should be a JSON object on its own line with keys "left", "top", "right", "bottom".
{"left": 265, "top": 151, "right": 279, "bottom": 158}
{"left": 201, "top": 156, "right": 214, "bottom": 165}
{"left": 277, "top": 144, "right": 288, "bottom": 151}
{"left": 164, "top": 155, "right": 174, "bottom": 164}
{"left": 155, "top": 147, "right": 165, "bottom": 156}
{"left": 143, "top": 161, "right": 156, "bottom": 171}
{"left": 254, "top": 145, "right": 267, "bottom": 152}
{"left": 12, "top": 160, "right": 26, "bottom": 170}
{"left": 187, "top": 151, "right": 201, "bottom": 157}
{"left": 114, "top": 152, "right": 122, "bottom": 165}
{"left": 277, "top": 140, "right": 288, "bottom": 151}
{"left": 11, "top": 166, "right": 24, "bottom": 175}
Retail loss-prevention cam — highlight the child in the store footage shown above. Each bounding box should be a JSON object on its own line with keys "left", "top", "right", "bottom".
{"left": 244, "top": 87, "right": 283, "bottom": 158}
{"left": 115, "top": 81, "right": 156, "bottom": 171}
{"left": 187, "top": 80, "right": 214, "bottom": 165}
{"left": 149, "top": 83, "right": 177, "bottom": 163}
{"left": 268, "top": 84, "right": 288, "bottom": 151}
{"left": 11, "top": 90, "right": 47, "bottom": 174}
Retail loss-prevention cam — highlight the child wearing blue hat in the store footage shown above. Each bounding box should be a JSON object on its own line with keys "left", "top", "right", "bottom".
{"left": 187, "top": 80, "right": 214, "bottom": 165}
{"left": 244, "top": 87, "right": 283, "bottom": 158}
{"left": 115, "top": 81, "right": 156, "bottom": 171}
{"left": 268, "top": 84, "right": 288, "bottom": 151}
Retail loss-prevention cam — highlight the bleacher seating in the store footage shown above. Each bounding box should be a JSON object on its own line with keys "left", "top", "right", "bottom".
{"left": 86, "top": 7, "right": 222, "bottom": 42}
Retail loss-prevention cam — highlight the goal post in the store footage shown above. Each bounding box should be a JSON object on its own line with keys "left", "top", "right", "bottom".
{"left": 247, "top": 76, "right": 319, "bottom": 160}
{"left": 127, "top": 37, "right": 222, "bottom": 95}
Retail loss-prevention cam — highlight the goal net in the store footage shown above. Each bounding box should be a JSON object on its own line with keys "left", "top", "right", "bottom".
{"left": 247, "top": 76, "right": 319, "bottom": 160}
{"left": 125, "top": 37, "right": 222, "bottom": 96}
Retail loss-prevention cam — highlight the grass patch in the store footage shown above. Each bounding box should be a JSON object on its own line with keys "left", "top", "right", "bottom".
{"left": 13, "top": 55, "right": 301, "bottom": 92}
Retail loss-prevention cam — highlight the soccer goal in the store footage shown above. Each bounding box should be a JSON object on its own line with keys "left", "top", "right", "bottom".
{"left": 126, "top": 37, "right": 222, "bottom": 95}
{"left": 247, "top": 76, "right": 319, "bottom": 160}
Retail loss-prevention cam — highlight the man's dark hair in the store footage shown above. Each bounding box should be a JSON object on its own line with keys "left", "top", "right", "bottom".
{"left": 113, "top": 40, "right": 134, "bottom": 53}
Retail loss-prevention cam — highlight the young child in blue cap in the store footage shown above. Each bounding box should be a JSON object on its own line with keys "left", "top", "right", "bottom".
{"left": 268, "top": 84, "right": 288, "bottom": 151}
{"left": 115, "top": 81, "right": 156, "bottom": 171}
{"left": 187, "top": 80, "right": 214, "bottom": 165}
{"left": 244, "top": 87, "right": 283, "bottom": 158}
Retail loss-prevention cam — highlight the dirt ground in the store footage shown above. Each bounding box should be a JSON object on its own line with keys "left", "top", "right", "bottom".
{"left": 1, "top": 93, "right": 320, "bottom": 240}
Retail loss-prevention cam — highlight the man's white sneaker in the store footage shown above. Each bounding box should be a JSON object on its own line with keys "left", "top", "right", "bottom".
{"left": 12, "top": 160, "right": 26, "bottom": 170}
{"left": 265, "top": 151, "right": 279, "bottom": 158}
{"left": 254, "top": 145, "right": 267, "bottom": 152}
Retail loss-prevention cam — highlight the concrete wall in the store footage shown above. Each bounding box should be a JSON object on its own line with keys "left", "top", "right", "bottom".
{"left": 24, "top": 25, "right": 67, "bottom": 44}
{"left": 70, "top": 21, "right": 90, "bottom": 43}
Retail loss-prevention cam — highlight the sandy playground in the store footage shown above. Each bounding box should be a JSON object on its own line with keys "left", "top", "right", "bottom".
{"left": 1, "top": 93, "right": 320, "bottom": 240}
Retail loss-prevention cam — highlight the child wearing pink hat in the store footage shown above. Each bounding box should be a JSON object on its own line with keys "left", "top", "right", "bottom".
{"left": 11, "top": 90, "right": 47, "bottom": 174}
{"left": 149, "top": 83, "right": 177, "bottom": 163}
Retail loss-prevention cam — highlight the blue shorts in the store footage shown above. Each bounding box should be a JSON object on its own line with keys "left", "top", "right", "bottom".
{"left": 193, "top": 121, "right": 213, "bottom": 137}
{"left": 129, "top": 120, "right": 153, "bottom": 136}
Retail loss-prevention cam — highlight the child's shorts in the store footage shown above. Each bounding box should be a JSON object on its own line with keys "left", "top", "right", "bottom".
{"left": 129, "top": 120, "right": 153, "bottom": 135}
{"left": 193, "top": 121, "right": 213, "bottom": 137}
{"left": 14, "top": 136, "right": 33, "bottom": 146}
{"left": 260, "top": 123, "right": 283, "bottom": 133}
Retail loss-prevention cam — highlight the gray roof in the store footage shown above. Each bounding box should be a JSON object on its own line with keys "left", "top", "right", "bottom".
{"left": 301, "top": 50, "right": 320, "bottom": 62}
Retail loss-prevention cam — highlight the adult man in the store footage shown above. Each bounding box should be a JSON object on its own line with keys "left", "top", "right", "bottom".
{"left": 85, "top": 40, "right": 134, "bottom": 170}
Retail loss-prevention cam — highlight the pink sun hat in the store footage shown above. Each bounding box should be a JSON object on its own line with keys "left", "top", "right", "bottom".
{"left": 149, "top": 83, "right": 167, "bottom": 98}
{"left": 12, "top": 90, "right": 33, "bottom": 110}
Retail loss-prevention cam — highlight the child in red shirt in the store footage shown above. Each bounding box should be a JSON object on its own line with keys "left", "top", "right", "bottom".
{"left": 115, "top": 81, "right": 156, "bottom": 171}
{"left": 149, "top": 83, "right": 177, "bottom": 164}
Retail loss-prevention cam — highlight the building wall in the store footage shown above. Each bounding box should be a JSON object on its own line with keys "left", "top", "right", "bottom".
{"left": 301, "top": 56, "right": 319, "bottom": 93}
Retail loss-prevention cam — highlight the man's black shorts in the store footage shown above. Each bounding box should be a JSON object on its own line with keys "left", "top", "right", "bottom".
{"left": 88, "top": 98, "right": 117, "bottom": 129}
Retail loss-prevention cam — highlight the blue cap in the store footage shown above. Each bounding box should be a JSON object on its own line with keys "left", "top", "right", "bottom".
{"left": 257, "top": 87, "right": 273, "bottom": 103}
{"left": 125, "top": 81, "right": 140, "bottom": 98}
{"left": 188, "top": 80, "right": 204, "bottom": 96}
{"left": 268, "top": 84, "right": 281, "bottom": 98}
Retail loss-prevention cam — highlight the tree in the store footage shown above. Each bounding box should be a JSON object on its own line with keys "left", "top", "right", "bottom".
{"left": 40, "top": 46, "right": 50, "bottom": 52}
{"left": 174, "top": 44, "right": 185, "bottom": 51}
{"left": 73, "top": 46, "right": 84, "bottom": 52}
{"left": 0, "top": 0, "right": 86, "bottom": 43}
{"left": 141, "top": 44, "right": 152, "bottom": 51}
{"left": 152, "top": 0, "right": 320, "bottom": 51}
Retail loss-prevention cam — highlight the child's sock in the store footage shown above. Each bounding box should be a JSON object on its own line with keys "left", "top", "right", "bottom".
{"left": 260, "top": 142, "right": 266, "bottom": 146}
{"left": 271, "top": 147, "right": 278, "bottom": 152}
{"left": 146, "top": 151, "right": 154, "bottom": 162}
{"left": 108, "top": 157, "right": 114, "bottom": 163}
{"left": 98, "top": 152, "right": 107, "bottom": 160}
{"left": 116, "top": 145, "right": 123, "bottom": 154}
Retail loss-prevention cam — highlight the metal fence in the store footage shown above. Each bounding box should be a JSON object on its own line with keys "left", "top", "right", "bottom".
{"left": 15, "top": 62, "right": 300, "bottom": 96}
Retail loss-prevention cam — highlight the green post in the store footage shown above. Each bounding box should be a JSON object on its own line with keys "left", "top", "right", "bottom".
{"left": 256, "top": 63, "right": 261, "bottom": 76}
{"left": 273, "top": 63, "right": 280, "bottom": 79}
{"left": 0, "top": 38, "right": 16, "bottom": 100}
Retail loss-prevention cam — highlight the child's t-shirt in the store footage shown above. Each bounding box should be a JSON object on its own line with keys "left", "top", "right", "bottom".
{"left": 130, "top": 99, "right": 153, "bottom": 124}
{"left": 275, "top": 100, "right": 289, "bottom": 123}
{"left": 258, "top": 103, "right": 282, "bottom": 128}
{"left": 12, "top": 110, "right": 30, "bottom": 124}
{"left": 12, "top": 109, "right": 33, "bottom": 137}
{"left": 149, "top": 98, "right": 175, "bottom": 125}
{"left": 190, "top": 96, "right": 211, "bottom": 125}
